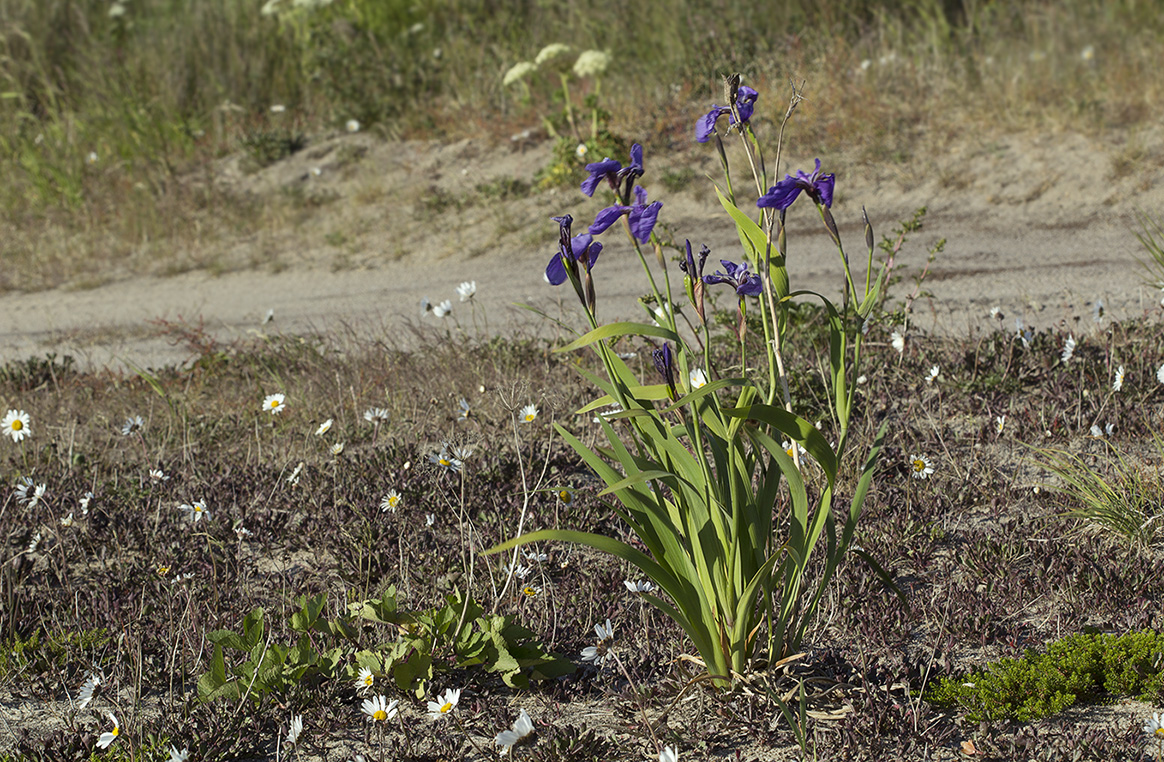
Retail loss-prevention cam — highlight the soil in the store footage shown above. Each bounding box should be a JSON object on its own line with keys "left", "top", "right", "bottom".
{"left": 2, "top": 124, "right": 1163, "bottom": 370}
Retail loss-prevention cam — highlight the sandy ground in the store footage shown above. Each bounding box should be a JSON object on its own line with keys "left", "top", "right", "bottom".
{"left": 2, "top": 125, "right": 1163, "bottom": 370}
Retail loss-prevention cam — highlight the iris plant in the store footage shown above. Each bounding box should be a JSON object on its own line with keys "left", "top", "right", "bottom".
{"left": 696, "top": 85, "right": 758, "bottom": 143}
{"left": 757, "top": 158, "right": 835, "bottom": 210}
{"left": 589, "top": 185, "right": 662, "bottom": 243}
{"left": 581, "top": 143, "right": 645, "bottom": 205}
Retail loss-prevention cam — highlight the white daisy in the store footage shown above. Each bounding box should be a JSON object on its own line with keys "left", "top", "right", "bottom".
{"left": 890, "top": 331, "right": 905, "bottom": 355}
{"left": 1060, "top": 335, "right": 1076, "bottom": 363}
{"left": 495, "top": 708, "right": 534, "bottom": 756}
{"left": 624, "top": 579, "right": 655, "bottom": 594}
{"left": 180, "top": 500, "right": 210, "bottom": 523}
{"left": 364, "top": 407, "right": 390, "bottom": 423}
{"left": 331, "top": 442, "right": 344, "bottom": 456}
{"left": 315, "top": 418, "right": 333, "bottom": 437}
{"left": 989, "top": 306, "right": 1002, "bottom": 320}
{"left": 287, "top": 462, "right": 304, "bottom": 485}
{"left": 426, "top": 687, "right": 461, "bottom": 720}
{"left": 556, "top": 487, "right": 575, "bottom": 505}
{"left": 96, "top": 712, "right": 120, "bottom": 749}
{"left": 150, "top": 468, "right": 169, "bottom": 481}
{"left": 520, "top": 584, "right": 541, "bottom": 597}
{"left": 523, "top": 549, "right": 548, "bottom": 563}
{"left": 457, "top": 397, "right": 471, "bottom": 420}
{"left": 456, "top": 281, "right": 477, "bottom": 301}
{"left": 509, "top": 563, "right": 531, "bottom": 579}
{"left": 1092, "top": 298, "right": 1105, "bottom": 323}
{"left": 429, "top": 447, "right": 463, "bottom": 474}
{"left": 121, "top": 416, "right": 144, "bottom": 436}
{"left": 356, "top": 667, "right": 375, "bottom": 693}
{"left": 1113, "top": 365, "right": 1124, "bottom": 392}
{"left": 995, "top": 415, "right": 1006, "bottom": 434}
{"left": 1157, "top": 363, "right": 1164, "bottom": 384}
{"left": 575, "top": 143, "right": 588, "bottom": 159}
{"left": 660, "top": 747, "right": 679, "bottom": 762}
{"left": 2, "top": 409, "right": 31, "bottom": 442}
{"left": 380, "top": 490, "right": 402, "bottom": 512}
{"left": 345, "top": 119, "right": 360, "bottom": 133}
{"left": 233, "top": 523, "right": 252, "bottom": 540}
{"left": 167, "top": 747, "right": 189, "bottom": 762}
{"left": 689, "top": 368, "right": 708, "bottom": 390}
{"left": 285, "top": 714, "right": 303, "bottom": 747}
{"left": 60, "top": 512, "right": 74, "bottom": 527}
{"left": 432, "top": 300, "right": 453, "bottom": 318}
{"left": 77, "top": 671, "right": 101, "bottom": 710}
{"left": 926, "top": 365, "right": 940, "bottom": 383}
{"left": 16, "top": 478, "right": 45, "bottom": 508}
{"left": 263, "top": 393, "right": 286, "bottom": 415}
{"left": 1089, "top": 424, "right": 1103, "bottom": 438}
{"left": 362, "top": 694, "right": 398, "bottom": 723}
{"left": 26, "top": 531, "right": 41, "bottom": 553}
{"left": 1146, "top": 711, "right": 1164, "bottom": 740}
{"left": 520, "top": 404, "right": 539, "bottom": 423}
{"left": 580, "top": 618, "right": 615, "bottom": 666}
{"left": 908, "top": 454, "right": 934, "bottom": 480}
{"left": 79, "top": 491, "right": 93, "bottom": 515}
{"left": 425, "top": 513, "right": 436, "bottom": 527}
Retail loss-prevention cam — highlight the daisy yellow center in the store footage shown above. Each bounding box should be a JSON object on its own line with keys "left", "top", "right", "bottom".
{"left": 157, "top": 566, "right": 169, "bottom": 575}
{"left": 363, "top": 676, "right": 373, "bottom": 686}
{"left": 389, "top": 496, "right": 398, "bottom": 507}
{"left": 559, "top": 490, "right": 573, "bottom": 503}
{"left": 525, "top": 414, "right": 535, "bottom": 422}
{"left": 11, "top": 420, "right": 22, "bottom": 431}
{"left": 1156, "top": 727, "right": 1164, "bottom": 737}
{"left": 786, "top": 447, "right": 795, "bottom": 457}
{"left": 523, "top": 586, "right": 537, "bottom": 596}
{"left": 270, "top": 400, "right": 279, "bottom": 408}
{"left": 440, "top": 458, "right": 451, "bottom": 467}
{"left": 912, "top": 459, "right": 926, "bottom": 472}
{"left": 112, "top": 726, "right": 119, "bottom": 737}
{"left": 373, "top": 709, "right": 387, "bottom": 721}
{"left": 440, "top": 702, "right": 453, "bottom": 714}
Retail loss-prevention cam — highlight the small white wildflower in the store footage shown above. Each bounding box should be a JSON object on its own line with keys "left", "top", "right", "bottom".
{"left": 1145, "top": 711, "right": 1164, "bottom": 741}
{"left": 77, "top": 672, "right": 101, "bottom": 710}
{"left": 1157, "top": 363, "right": 1164, "bottom": 384}
{"left": 575, "top": 143, "right": 588, "bottom": 159}
{"left": 180, "top": 500, "right": 210, "bottom": 524}
{"left": 2, "top": 409, "right": 31, "bottom": 442}
{"left": 167, "top": 747, "right": 189, "bottom": 762}
{"left": 495, "top": 708, "right": 535, "bottom": 755}
{"left": 356, "top": 666, "right": 375, "bottom": 693}
{"left": 60, "top": 512, "right": 74, "bottom": 527}
{"left": 380, "top": 490, "right": 402, "bottom": 512}
{"left": 520, "top": 404, "right": 539, "bottom": 423}
{"left": 534, "top": 43, "right": 572, "bottom": 66}
{"left": 121, "top": 416, "right": 144, "bottom": 436}
{"left": 364, "top": 407, "right": 390, "bottom": 423}
{"left": 580, "top": 619, "right": 615, "bottom": 666}
{"left": 26, "top": 531, "right": 42, "bottom": 553}
{"left": 926, "top": 365, "right": 940, "bottom": 383}
{"left": 1089, "top": 424, "right": 1103, "bottom": 438}
{"left": 345, "top": 119, "right": 360, "bottom": 133}
{"left": 287, "top": 461, "right": 304, "bottom": 485}
{"left": 573, "top": 49, "right": 611, "bottom": 78}
{"left": 509, "top": 563, "right": 531, "bottom": 579}
{"left": 1060, "top": 335, "right": 1076, "bottom": 363}
{"left": 624, "top": 579, "right": 655, "bottom": 594}
{"left": 285, "top": 714, "right": 303, "bottom": 747}
{"left": 689, "top": 368, "right": 708, "bottom": 390}
{"left": 427, "top": 687, "right": 461, "bottom": 720}
{"left": 1092, "top": 298, "right": 1105, "bottom": 323}
{"left": 79, "top": 491, "right": 93, "bottom": 515}
{"left": 233, "top": 523, "right": 252, "bottom": 540}
{"left": 909, "top": 454, "right": 934, "bottom": 480}
{"left": 362, "top": 694, "right": 398, "bottom": 723}
{"left": 1080, "top": 45, "right": 1095, "bottom": 61}
{"left": 456, "top": 281, "right": 477, "bottom": 301}
{"left": 86, "top": 151, "right": 98, "bottom": 164}
{"left": 425, "top": 513, "right": 436, "bottom": 527}
{"left": 270, "top": 104, "right": 286, "bottom": 113}
{"left": 263, "top": 393, "right": 286, "bottom": 415}
{"left": 989, "top": 306, "right": 1002, "bottom": 320}
{"left": 659, "top": 746, "right": 679, "bottom": 762}
{"left": 1113, "top": 365, "right": 1125, "bottom": 392}
{"left": 502, "top": 61, "right": 537, "bottom": 87}
{"left": 995, "top": 415, "right": 1006, "bottom": 434}
{"left": 150, "top": 468, "right": 169, "bottom": 481}
{"left": 331, "top": 442, "right": 344, "bottom": 456}
{"left": 315, "top": 418, "right": 333, "bottom": 437}
{"left": 523, "top": 549, "right": 548, "bottom": 562}
{"left": 96, "top": 712, "right": 120, "bottom": 749}
{"left": 432, "top": 300, "right": 453, "bottom": 318}
{"left": 16, "top": 478, "right": 46, "bottom": 508}
{"left": 890, "top": 331, "right": 905, "bottom": 355}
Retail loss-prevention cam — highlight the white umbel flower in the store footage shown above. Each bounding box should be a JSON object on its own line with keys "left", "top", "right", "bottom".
{"left": 573, "top": 49, "right": 611, "bottom": 78}
{"left": 502, "top": 61, "right": 537, "bottom": 87}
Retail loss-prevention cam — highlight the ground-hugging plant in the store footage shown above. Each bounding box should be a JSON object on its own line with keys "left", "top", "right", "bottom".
{"left": 487, "top": 78, "right": 893, "bottom": 684}
{"left": 927, "top": 630, "right": 1164, "bottom": 722}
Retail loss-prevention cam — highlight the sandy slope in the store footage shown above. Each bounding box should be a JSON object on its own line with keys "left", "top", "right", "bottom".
{"left": 2, "top": 126, "right": 1162, "bottom": 370}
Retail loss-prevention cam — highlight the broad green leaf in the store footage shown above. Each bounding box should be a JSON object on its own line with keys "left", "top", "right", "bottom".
{"left": 555, "top": 322, "right": 679, "bottom": 353}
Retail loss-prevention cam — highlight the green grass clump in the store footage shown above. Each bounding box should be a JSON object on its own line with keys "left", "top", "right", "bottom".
{"left": 0, "top": 627, "right": 109, "bottom": 678}
{"left": 928, "top": 630, "right": 1164, "bottom": 722}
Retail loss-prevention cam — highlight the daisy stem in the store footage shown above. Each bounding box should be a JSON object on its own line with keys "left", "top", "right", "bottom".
{"left": 452, "top": 712, "right": 486, "bottom": 758}
{"left": 608, "top": 649, "right": 661, "bottom": 753}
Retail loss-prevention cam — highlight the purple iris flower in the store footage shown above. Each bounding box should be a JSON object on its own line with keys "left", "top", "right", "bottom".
{"left": 545, "top": 215, "right": 604, "bottom": 285}
{"left": 652, "top": 343, "right": 677, "bottom": 399}
{"left": 695, "top": 85, "right": 758, "bottom": 143}
{"left": 581, "top": 144, "right": 646, "bottom": 202}
{"left": 703, "top": 259, "right": 763, "bottom": 297}
{"left": 679, "top": 240, "right": 710, "bottom": 280}
{"left": 756, "top": 158, "right": 835, "bottom": 210}
{"left": 580, "top": 157, "right": 622, "bottom": 197}
{"left": 588, "top": 185, "right": 662, "bottom": 243}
